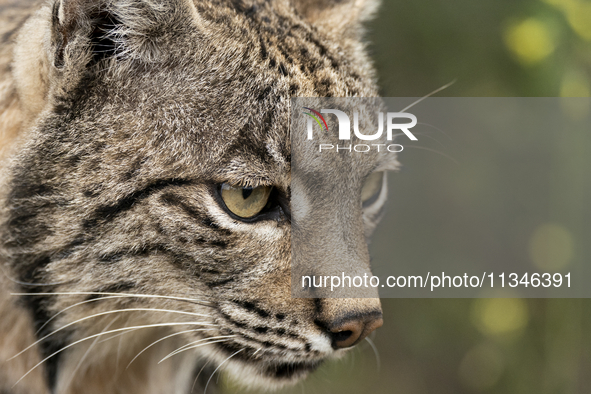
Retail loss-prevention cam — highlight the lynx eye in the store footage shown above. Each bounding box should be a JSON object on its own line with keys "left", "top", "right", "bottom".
{"left": 361, "top": 171, "right": 384, "bottom": 207}
{"left": 220, "top": 183, "right": 273, "bottom": 218}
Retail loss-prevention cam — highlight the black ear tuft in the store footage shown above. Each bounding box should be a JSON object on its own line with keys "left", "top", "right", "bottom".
{"left": 51, "top": 0, "right": 122, "bottom": 68}
{"left": 87, "top": 10, "right": 122, "bottom": 65}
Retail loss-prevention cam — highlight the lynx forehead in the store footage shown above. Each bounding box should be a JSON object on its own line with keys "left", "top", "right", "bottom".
{"left": 0, "top": 0, "right": 390, "bottom": 393}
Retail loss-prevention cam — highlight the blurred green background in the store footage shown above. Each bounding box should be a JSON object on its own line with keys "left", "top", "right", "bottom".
{"left": 224, "top": 0, "right": 591, "bottom": 393}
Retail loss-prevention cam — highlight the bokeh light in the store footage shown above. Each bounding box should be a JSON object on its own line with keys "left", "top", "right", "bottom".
{"left": 503, "top": 18, "right": 556, "bottom": 65}
{"left": 529, "top": 223, "right": 574, "bottom": 272}
{"left": 471, "top": 298, "right": 529, "bottom": 336}
{"left": 544, "top": 0, "right": 591, "bottom": 41}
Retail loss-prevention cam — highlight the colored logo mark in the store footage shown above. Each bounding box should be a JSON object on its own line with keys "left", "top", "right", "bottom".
{"left": 303, "top": 107, "right": 329, "bottom": 132}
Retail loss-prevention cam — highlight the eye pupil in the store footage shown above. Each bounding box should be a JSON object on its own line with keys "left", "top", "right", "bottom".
{"left": 220, "top": 183, "right": 273, "bottom": 219}
{"left": 242, "top": 187, "right": 253, "bottom": 199}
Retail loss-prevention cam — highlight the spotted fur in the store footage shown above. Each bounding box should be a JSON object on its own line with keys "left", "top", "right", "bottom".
{"left": 0, "top": 0, "right": 388, "bottom": 393}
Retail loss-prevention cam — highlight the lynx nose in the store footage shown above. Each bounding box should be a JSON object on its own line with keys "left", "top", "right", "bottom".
{"left": 328, "top": 312, "right": 383, "bottom": 349}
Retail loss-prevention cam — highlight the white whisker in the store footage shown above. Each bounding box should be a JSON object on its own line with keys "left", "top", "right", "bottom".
{"left": 115, "top": 317, "right": 130, "bottom": 373}
{"left": 127, "top": 329, "right": 207, "bottom": 369}
{"left": 34, "top": 292, "right": 211, "bottom": 336}
{"left": 36, "top": 295, "right": 133, "bottom": 335}
{"left": 399, "top": 80, "right": 456, "bottom": 113}
{"left": 417, "top": 122, "right": 453, "bottom": 140}
{"left": 62, "top": 317, "right": 119, "bottom": 391}
{"left": 204, "top": 348, "right": 245, "bottom": 394}
{"left": 191, "top": 359, "right": 212, "bottom": 393}
{"left": 159, "top": 338, "right": 234, "bottom": 364}
{"left": 159, "top": 336, "right": 236, "bottom": 363}
{"left": 364, "top": 337, "right": 380, "bottom": 372}
{"left": 11, "top": 292, "right": 212, "bottom": 305}
{"left": 160, "top": 335, "right": 226, "bottom": 360}
{"left": 97, "top": 327, "right": 142, "bottom": 344}
{"left": 391, "top": 131, "right": 448, "bottom": 149}
{"left": 10, "top": 308, "right": 213, "bottom": 360}
{"left": 12, "top": 322, "right": 212, "bottom": 388}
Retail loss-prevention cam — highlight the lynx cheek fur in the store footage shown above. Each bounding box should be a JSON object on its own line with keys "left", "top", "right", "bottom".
{"left": 0, "top": 0, "right": 389, "bottom": 393}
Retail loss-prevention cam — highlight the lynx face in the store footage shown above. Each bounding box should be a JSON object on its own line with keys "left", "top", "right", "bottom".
{"left": 0, "top": 0, "right": 391, "bottom": 392}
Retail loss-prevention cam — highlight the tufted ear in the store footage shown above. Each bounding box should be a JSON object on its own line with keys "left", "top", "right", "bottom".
{"left": 11, "top": 0, "right": 121, "bottom": 118}
{"left": 50, "top": 0, "right": 121, "bottom": 69}
{"left": 13, "top": 0, "right": 193, "bottom": 118}
{"left": 291, "top": 0, "right": 380, "bottom": 35}
{"left": 49, "top": 0, "right": 195, "bottom": 70}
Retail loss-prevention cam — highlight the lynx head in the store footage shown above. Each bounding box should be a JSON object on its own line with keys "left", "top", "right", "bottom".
{"left": 2, "top": 0, "right": 393, "bottom": 391}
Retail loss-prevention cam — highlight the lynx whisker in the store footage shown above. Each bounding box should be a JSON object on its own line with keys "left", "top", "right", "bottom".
{"left": 343, "top": 345, "right": 358, "bottom": 373}
{"left": 364, "top": 337, "right": 380, "bottom": 372}
{"left": 10, "top": 308, "right": 213, "bottom": 360}
{"left": 12, "top": 292, "right": 212, "bottom": 306}
{"left": 391, "top": 131, "right": 448, "bottom": 149}
{"left": 127, "top": 329, "right": 208, "bottom": 369}
{"left": 417, "top": 122, "right": 453, "bottom": 140}
{"left": 35, "top": 296, "right": 140, "bottom": 336}
{"left": 116, "top": 316, "right": 131, "bottom": 373}
{"left": 158, "top": 338, "right": 235, "bottom": 365}
{"left": 399, "top": 79, "right": 457, "bottom": 113}
{"left": 204, "top": 348, "right": 245, "bottom": 394}
{"left": 33, "top": 293, "right": 212, "bottom": 336}
{"left": 62, "top": 317, "right": 119, "bottom": 392}
{"left": 12, "top": 322, "right": 217, "bottom": 388}
{"left": 161, "top": 336, "right": 220, "bottom": 360}
{"left": 159, "top": 336, "right": 236, "bottom": 363}
{"left": 97, "top": 327, "right": 142, "bottom": 344}
{"left": 191, "top": 359, "right": 213, "bottom": 393}
{"left": 407, "top": 132, "right": 448, "bottom": 149}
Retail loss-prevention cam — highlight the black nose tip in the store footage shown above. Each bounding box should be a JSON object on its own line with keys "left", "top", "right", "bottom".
{"left": 328, "top": 312, "right": 383, "bottom": 349}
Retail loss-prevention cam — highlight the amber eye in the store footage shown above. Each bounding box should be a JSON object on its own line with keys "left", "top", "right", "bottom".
{"left": 361, "top": 171, "right": 384, "bottom": 207}
{"left": 220, "top": 183, "right": 273, "bottom": 218}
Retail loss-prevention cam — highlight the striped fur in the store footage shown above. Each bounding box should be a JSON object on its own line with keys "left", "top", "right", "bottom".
{"left": 0, "top": 0, "right": 388, "bottom": 393}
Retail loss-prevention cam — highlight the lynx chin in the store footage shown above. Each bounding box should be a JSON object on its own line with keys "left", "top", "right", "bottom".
{"left": 0, "top": 0, "right": 393, "bottom": 393}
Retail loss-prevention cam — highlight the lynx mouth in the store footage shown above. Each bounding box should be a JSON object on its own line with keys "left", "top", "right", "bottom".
{"left": 214, "top": 340, "right": 326, "bottom": 382}
{"left": 263, "top": 360, "right": 323, "bottom": 379}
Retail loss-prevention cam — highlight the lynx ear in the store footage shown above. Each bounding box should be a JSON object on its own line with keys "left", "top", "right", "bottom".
{"left": 12, "top": 0, "right": 118, "bottom": 118}
{"left": 51, "top": 0, "right": 120, "bottom": 68}
{"left": 291, "top": 0, "right": 380, "bottom": 35}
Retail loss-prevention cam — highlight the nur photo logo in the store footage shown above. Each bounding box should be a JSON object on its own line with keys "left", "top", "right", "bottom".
{"left": 303, "top": 107, "right": 418, "bottom": 153}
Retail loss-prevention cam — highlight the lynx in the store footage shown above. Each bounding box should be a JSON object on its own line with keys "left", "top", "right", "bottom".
{"left": 0, "top": 0, "right": 392, "bottom": 393}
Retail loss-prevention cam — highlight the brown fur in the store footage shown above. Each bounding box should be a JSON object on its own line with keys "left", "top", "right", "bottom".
{"left": 0, "top": 0, "right": 389, "bottom": 393}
